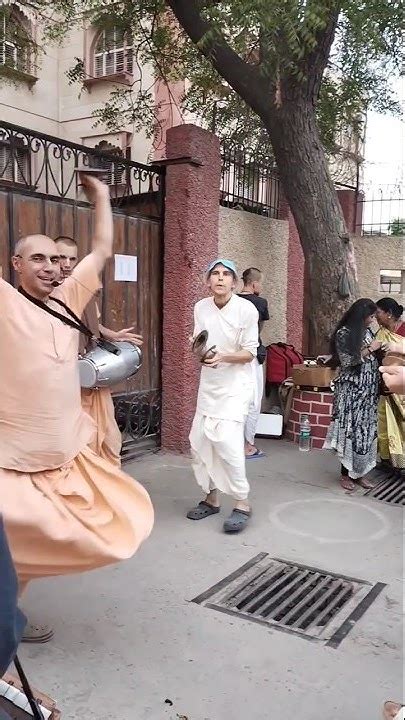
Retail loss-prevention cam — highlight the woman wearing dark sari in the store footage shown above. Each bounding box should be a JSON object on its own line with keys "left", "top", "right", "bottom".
{"left": 324, "top": 299, "right": 381, "bottom": 491}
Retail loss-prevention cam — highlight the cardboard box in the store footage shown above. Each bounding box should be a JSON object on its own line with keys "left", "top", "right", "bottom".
{"left": 292, "top": 364, "right": 337, "bottom": 389}
{"left": 256, "top": 413, "right": 283, "bottom": 437}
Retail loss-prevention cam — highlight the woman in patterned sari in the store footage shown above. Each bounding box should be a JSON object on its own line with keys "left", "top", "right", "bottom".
{"left": 376, "top": 298, "right": 405, "bottom": 475}
{"left": 324, "top": 299, "right": 381, "bottom": 491}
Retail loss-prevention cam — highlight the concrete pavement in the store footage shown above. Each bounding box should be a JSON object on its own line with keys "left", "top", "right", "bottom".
{"left": 20, "top": 440, "right": 404, "bottom": 719}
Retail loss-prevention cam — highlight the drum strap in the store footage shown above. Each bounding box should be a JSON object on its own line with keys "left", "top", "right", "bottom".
{"left": 18, "top": 286, "right": 119, "bottom": 355}
{"left": 14, "top": 655, "right": 45, "bottom": 720}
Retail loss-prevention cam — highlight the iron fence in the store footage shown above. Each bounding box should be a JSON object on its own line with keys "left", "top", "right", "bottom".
{"left": 220, "top": 143, "right": 280, "bottom": 218}
{"left": 0, "top": 121, "right": 164, "bottom": 203}
{"left": 355, "top": 188, "right": 404, "bottom": 236}
{"left": 114, "top": 388, "right": 161, "bottom": 462}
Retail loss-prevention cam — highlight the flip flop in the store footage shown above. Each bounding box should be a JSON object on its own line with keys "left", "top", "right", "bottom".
{"left": 22, "top": 622, "right": 54, "bottom": 644}
{"left": 223, "top": 508, "right": 251, "bottom": 534}
{"left": 187, "top": 501, "right": 221, "bottom": 520}
{"left": 245, "top": 449, "right": 265, "bottom": 460}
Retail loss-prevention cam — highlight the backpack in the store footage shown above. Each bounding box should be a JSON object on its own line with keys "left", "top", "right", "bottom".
{"left": 266, "top": 343, "right": 304, "bottom": 385}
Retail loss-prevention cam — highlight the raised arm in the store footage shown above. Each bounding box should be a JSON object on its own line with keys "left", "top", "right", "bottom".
{"left": 79, "top": 173, "right": 113, "bottom": 274}
{"left": 58, "top": 175, "right": 113, "bottom": 315}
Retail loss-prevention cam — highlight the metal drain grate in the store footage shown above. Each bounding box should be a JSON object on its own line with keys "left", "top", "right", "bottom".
{"left": 365, "top": 477, "right": 405, "bottom": 505}
{"left": 193, "top": 554, "right": 385, "bottom": 647}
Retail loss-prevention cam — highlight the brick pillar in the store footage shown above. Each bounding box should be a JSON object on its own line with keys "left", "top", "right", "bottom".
{"left": 286, "top": 389, "right": 333, "bottom": 449}
{"left": 279, "top": 195, "right": 305, "bottom": 352}
{"left": 161, "top": 124, "right": 221, "bottom": 454}
{"left": 337, "top": 188, "right": 364, "bottom": 235}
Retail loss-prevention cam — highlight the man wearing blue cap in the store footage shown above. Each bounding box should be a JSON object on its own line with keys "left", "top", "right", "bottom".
{"left": 187, "top": 260, "right": 259, "bottom": 533}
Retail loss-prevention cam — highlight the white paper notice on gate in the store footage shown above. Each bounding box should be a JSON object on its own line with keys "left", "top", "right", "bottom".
{"left": 114, "top": 254, "right": 138, "bottom": 282}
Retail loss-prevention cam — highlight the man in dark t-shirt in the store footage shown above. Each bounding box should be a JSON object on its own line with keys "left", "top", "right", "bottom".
{"left": 238, "top": 268, "right": 269, "bottom": 458}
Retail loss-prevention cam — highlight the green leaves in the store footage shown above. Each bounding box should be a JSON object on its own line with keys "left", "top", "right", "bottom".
{"left": 16, "top": 0, "right": 402, "bottom": 159}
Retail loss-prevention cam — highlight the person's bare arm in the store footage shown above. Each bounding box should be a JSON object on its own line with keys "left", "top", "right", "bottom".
{"left": 380, "top": 365, "right": 405, "bottom": 394}
{"left": 99, "top": 323, "right": 143, "bottom": 345}
{"left": 80, "top": 173, "right": 113, "bottom": 274}
{"left": 382, "top": 340, "right": 405, "bottom": 355}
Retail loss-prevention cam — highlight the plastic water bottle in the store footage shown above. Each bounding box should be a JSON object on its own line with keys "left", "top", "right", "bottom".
{"left": 299, "top": 414, "right": 311, "bottom": 452}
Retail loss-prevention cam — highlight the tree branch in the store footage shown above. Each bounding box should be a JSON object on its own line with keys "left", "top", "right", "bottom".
{"left": 165, "top": 0, "right": 269, "bottom": 119}
{"left": 303, "top": 3, "right": 341, "bottom": 101}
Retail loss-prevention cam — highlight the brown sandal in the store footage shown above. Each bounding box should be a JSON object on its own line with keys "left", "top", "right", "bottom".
{"left": 340, "top": 476, "right": 356, "bottom": 492}
{"left": 357, "top": 476, "right": 375, "bottom": 490}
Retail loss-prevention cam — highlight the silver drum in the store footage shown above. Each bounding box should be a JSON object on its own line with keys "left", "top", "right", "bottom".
{"left": 78, "top": 341, "right": 142, "bottom": 389}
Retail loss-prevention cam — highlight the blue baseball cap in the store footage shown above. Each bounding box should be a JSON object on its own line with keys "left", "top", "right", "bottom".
{"left": 207, "top": 258, "right": 238, "bottom": 277}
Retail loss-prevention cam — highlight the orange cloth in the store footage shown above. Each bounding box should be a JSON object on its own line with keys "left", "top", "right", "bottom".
{"left": 81, "top": 387, "right": 122, "bottom": 467}
{"left": 79, "top": 295, "right": 122, "bottom": 466}
{"left": 0, "top": 255, "right": 100, "bottom": 472}
{"left": 0, "top": 253, "right": 153, "bottom": 582}
{"left": 79, "top": 293, "right": 101, "bottom": 356}
{"left": 0, "top": 446, "right": 153, "bottom": 584}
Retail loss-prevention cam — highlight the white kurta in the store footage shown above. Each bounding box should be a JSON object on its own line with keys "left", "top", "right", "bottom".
{"left": 245, "top": 358, "right": 264, "bottom": 446}
{"left": 189, "top": 294, "right": 259, "bottom": 500}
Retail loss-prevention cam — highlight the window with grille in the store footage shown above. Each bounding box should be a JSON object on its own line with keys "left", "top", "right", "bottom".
{"left": 94, "top": 26, "right": 133, "bottom": 78}
{"left": 0, "top": 9, "right": 31, "bottom": 74}
{"left": 91, "top": 140, "right": 125, "bottom": 185}
{"left": 0, "top": 137, "right": 30, "bottom": 184}
{"left": 379, "top": 270, "right": 404, "bottom": 294}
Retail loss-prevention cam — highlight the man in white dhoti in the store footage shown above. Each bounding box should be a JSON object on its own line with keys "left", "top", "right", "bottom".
{"left": 238, "top": 267, "right": 269, "bottom": 459}
{"left": 187, "top": 260, "right": 259, "bottom": 533}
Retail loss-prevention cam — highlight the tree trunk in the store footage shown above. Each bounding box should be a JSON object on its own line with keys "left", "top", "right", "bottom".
{"left": 166, "top": 1, "right": 357, "bottom": 353}
{"left": 264, "top": 97, "right": 357, "bottom": 354}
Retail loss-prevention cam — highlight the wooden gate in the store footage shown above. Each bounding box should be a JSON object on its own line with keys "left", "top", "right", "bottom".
{"left": 0, "top": 183, "right": 164, "bottom": 460}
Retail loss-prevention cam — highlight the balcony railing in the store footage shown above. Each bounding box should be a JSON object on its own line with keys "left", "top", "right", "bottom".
{"left": 0, "top": 121, "right": 164, "bottom": 202}
{"left": 220, "top": 143, "right": 280, "bottom": 218}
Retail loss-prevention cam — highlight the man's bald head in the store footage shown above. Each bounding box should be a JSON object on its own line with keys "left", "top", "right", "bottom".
{"left": 14, "top": 234, "right": 58, "bottom": 258}
{"left": 12, "top": 234, "right": 61, "bottom": 301}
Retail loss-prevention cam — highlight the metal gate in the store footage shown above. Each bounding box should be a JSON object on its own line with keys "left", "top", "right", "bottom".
{"left": 0, "top": 121, "right": 165, "bottom": 459}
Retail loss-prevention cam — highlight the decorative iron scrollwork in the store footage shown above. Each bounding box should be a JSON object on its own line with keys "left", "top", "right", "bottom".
{"left": 0, "top": 120, "right": 164, "bottom": 201}
{"left": 114, "top": 388, "right": 161, "bottom": 442}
